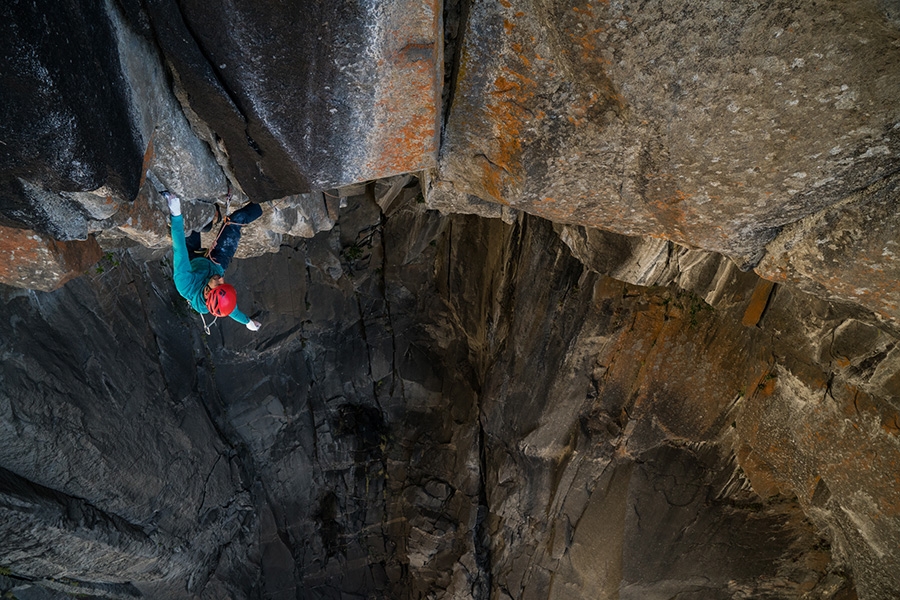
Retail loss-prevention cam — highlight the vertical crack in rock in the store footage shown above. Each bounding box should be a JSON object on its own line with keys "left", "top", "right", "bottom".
{"left": 355, "top": 290, "right": 383, "bottom": 414}
{"left": 195, "top": 452, "right": 224, "bottom": 521}
{"left": 473, "top": 412, "right": 493, "bottom": 600}
{"left": 375, "top": 199, "right": 403, "bottom": 403}
{"left": 441, "top": 0, "right": 471, "bottom": 131}
{"left": 140, "top": 0, "right": 247, "bottom": 125}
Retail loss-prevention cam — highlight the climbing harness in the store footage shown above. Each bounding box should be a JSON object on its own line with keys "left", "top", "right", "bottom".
{"left": 203, "top": 186, "right": 249, "bottom": 263}
{"left": 204, "top": 214, "right": 244, "bottom": 261}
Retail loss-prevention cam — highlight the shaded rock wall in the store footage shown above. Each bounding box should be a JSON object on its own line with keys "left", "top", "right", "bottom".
{"left": 2, "top": 189, "right": 899, "bottom": 598}
{"left": 0, "top": 0, "right": 143, "bottom": 203}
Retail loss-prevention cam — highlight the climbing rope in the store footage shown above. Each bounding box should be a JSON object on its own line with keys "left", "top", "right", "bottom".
{"left": 203, "top": 183, "right": 248, "bottom": 261}
{"left": 204, "top": 214, "right": 248, "bottom": 260}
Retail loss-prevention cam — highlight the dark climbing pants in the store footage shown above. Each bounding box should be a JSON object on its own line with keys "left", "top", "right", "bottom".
{"left": 185, "top": 203, "right": 262, "bottom": 271}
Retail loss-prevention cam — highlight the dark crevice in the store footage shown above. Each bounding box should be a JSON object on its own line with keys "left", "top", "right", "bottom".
{"left": 147, "top": 0, "right": 250, "bottom": 124}
{"left": 441, "top": 0, "right": 473, "bottom": 136}
{"left": 355, "top": 290, "right": 384, "bottom": 416}
{"left": 446, "top": 219, "right": 454, "bottom": 295}
{"left": 475, "top": 152, "right": 512, "bottom": 175}
{"left": 376, "top": 193, "right": 403, "bottom": 403}
{"left": 245, "top": 131, "right": 262, "bottom": 155}
{"left": 473, "top": 412, "right": 493, "bottom": 599}
{"left": 194, "top": 452, "right": 228, "bottom": 523}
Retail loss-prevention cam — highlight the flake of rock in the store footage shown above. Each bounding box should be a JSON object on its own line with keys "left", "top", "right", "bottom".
{"left": 105, "top": 0, "right": 228, "bottom": 202}
{"left": 265, "top": 192, "right": 338, "bottom": 239}
{"left": 434, "top": 0, "right": 900, "bottom": 314}
{"left": 758, "top": 173, "right": 900, "bottom": 322}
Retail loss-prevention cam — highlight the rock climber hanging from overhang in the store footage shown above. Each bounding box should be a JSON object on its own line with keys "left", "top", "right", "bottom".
{"left": 162, "top": 189, "right": 262, "bottom": 334}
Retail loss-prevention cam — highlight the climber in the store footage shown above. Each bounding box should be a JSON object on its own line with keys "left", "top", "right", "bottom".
{"left": 163, "top": 191, "right": 262, "bottom": 333}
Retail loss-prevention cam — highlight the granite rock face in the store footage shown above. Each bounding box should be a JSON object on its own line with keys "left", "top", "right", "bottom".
{"left": 0, "top": 0, "right": 442, "bottom": 289}
{"left": 2, "top": 0, "right": 897, "bottom": 326}
{"left": 431, "top": 0, "right": 900, "bottom": 321}
{"left": 1, "top": 0, "right": 899, "bottom": 598}
{"left": 2, "top": 190, "right": 899, "bottom": 599}
{"left": 129, "top": 0, "right": 441, "bottom": 199}
{"left": 757, "top": 170, "right": 900, "bottom": 320}
{"left": 0, "top": 0, "right": 143, "bottom": 238}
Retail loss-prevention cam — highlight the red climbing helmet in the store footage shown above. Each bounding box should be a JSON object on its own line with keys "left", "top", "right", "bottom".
{"left": 205, "top": 283, "right": 237, "bottom": 317}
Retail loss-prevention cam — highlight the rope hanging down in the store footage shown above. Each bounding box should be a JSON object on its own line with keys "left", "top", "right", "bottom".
{"left": 199, "top": 313, "right": 217, "bottom": 335}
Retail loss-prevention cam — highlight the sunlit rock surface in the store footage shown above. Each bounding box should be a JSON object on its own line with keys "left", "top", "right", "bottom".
{"left": 431, "top": 0, "right": 900, "bottom": 321}
{"left": 130, "top": 0, "right": 441, "bottom": 199}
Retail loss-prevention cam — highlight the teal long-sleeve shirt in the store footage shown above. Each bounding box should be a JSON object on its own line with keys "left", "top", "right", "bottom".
{"left": 170, "top": 214, "right": 249, "bottom": 325}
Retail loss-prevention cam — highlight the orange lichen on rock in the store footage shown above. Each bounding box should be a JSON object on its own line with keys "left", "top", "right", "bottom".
{"left": 365, "top": 1, "right": 441, "bottom": 178}
{"left": 479, "top": 69, "right": 537, "bottom": 201}
{"left": 882, "top": 411, "right": 900, "bottom": 436}
{"left": 735, "top": 444, "right": 788, "bottom": 500}
{"left": 372, "top": 76, "right": 438, "bottom": 176}
{"left": 139, "top": 136, "right": 155, "bottom": 192}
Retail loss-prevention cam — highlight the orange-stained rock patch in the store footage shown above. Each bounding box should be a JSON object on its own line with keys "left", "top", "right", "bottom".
{"left": 362, "top": 0, "right": 442, "bottom": 180}
{"left": 742, "top": 280, "right": 776, "bottom": 327}
{"left": 0, "top": 225, "right": 102, "bottom": 291}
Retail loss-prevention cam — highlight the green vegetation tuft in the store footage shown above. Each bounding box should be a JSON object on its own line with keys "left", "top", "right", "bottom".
{"left": 343, "top": 244, "right": 364, "bottom": 261}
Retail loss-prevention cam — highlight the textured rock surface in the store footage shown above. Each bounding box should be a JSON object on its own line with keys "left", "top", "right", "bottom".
{"left": 0, "top": 0, "right": 443, "bottom": 289}
{"left": 132, "top": 0, "right": 441, "bottom": 199}
{"left": 2, "top": 190, "right": 899, "bottom": 598}
{"left": 1, "top": 0, "right": 899, "bottom": 598}
{"left": 757, "top": 170, "right": 900, "bottom": 321}
{"left": 0, "top": 0, "right": 227, "bottom": 247}
{"left": 0, "top": 225, "right": 103, "bottom": 292}
{"left": 2, "top": 0, "right": 896, "bottom": 324}
{"left": 0, "top": 0, "right": 143, "bottom": 239}
{"left": 431, "top": 0, "right": 900, "bottom": 320}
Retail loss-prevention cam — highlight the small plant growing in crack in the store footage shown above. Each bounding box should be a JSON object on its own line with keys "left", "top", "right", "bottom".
{"left": 343, "top": 244, "right": 364, "bottom": 261}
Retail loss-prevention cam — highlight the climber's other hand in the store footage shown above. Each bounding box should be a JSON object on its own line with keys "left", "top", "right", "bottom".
{"left": 246, "top": 319, "right": 261, "bottom": 331}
